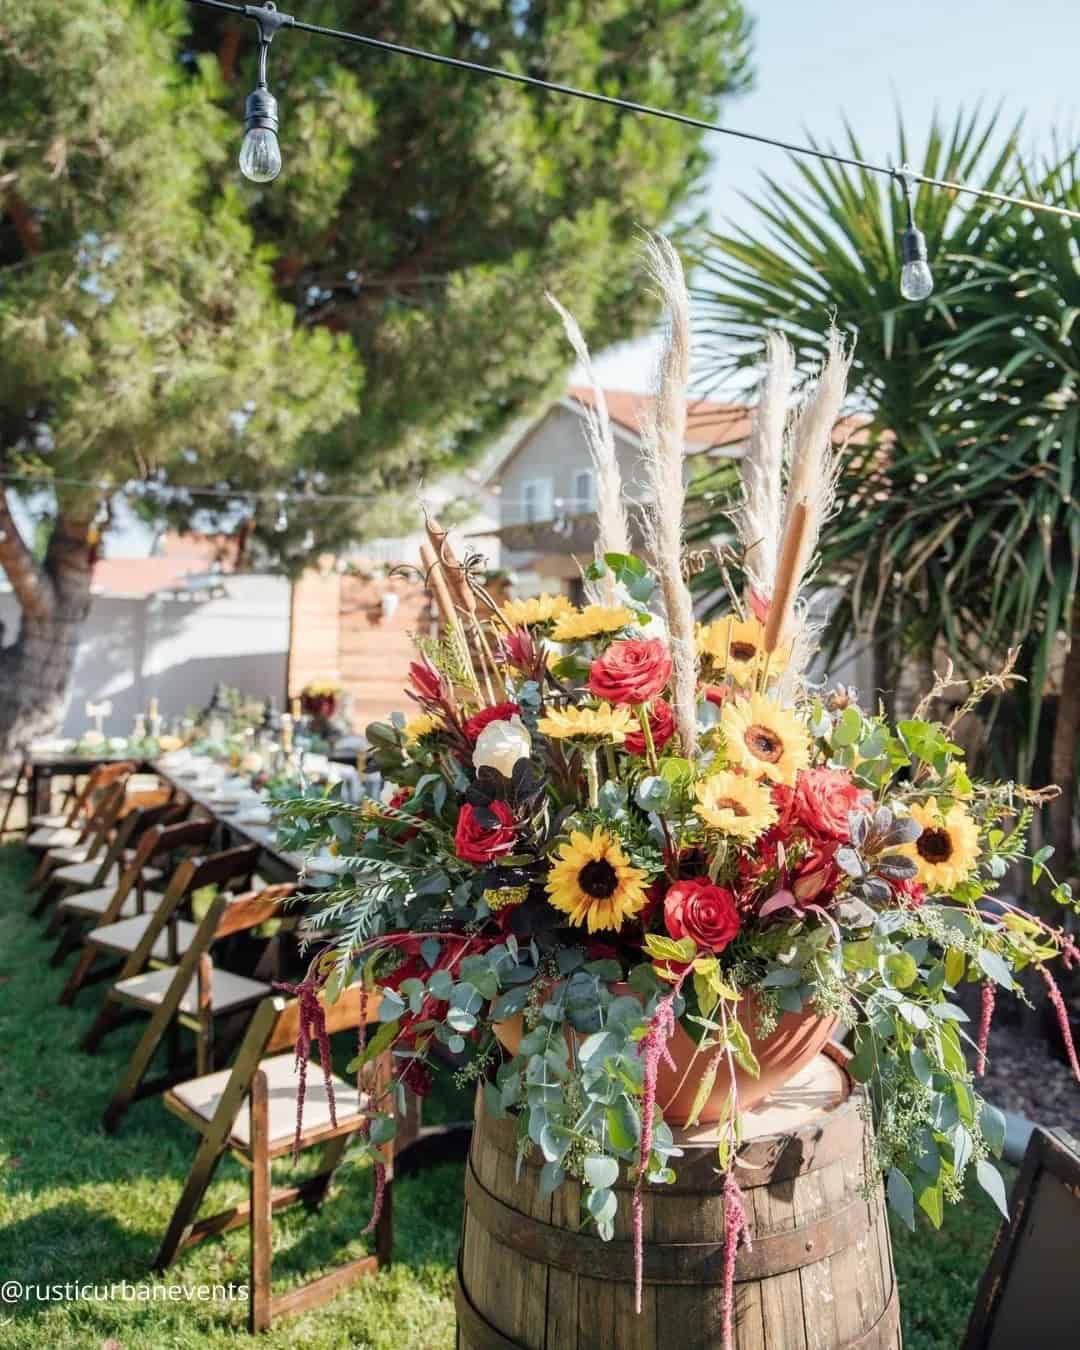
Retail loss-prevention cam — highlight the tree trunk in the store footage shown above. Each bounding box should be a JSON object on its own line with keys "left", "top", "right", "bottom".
{"left": 1048, "top": 598, "right": 1080, "bottom": 892}
{"left": 0, "top": 504, "right": 94, "bottom": 772}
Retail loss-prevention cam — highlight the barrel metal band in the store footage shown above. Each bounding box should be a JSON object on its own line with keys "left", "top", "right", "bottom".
{"left": 464, "top": 1156, "right": 873, "bottom": 1285}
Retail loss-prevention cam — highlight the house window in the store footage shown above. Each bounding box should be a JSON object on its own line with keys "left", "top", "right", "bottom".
{"left": 573, "top": 469, "right": 596, "bottom": 513}
{"left": 521, "top": 477, "right": 553, "bottom": 524}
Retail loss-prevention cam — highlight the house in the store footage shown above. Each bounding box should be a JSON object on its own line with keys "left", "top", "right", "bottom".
{"left": 485, "top": 385, "right": 749, "bottom": 597}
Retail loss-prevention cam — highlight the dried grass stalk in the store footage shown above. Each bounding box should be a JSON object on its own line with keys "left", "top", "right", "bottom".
{"left": 775, "top": 329, "right": 852, "bottom": 689}
{"left": 639, "top": 235, "right": 698, "bottom": 756}
{"left": 738, "top": 331, "right": 794, "bottom": 600}
{"left": 763, "top": 500, "right": 809, "bottom": 654}
{"left": 546, "top": 293, "right": 630, "bottom": 568}
{"left": 782, "top": 328, "right": 852, "bottom": 601}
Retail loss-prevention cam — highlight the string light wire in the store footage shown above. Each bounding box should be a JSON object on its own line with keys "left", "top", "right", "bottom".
{"left": 186, "top": 0, "right": 1080, "bottom": 223}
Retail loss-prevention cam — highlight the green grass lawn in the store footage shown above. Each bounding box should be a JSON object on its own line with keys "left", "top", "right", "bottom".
{"left": 0, "top": 842, "right": 1008, "bottom": 1348}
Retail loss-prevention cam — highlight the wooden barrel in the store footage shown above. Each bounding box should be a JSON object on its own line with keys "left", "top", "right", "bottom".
{"left": 456, "top": 1045, "right": 900, "bottom": 1349}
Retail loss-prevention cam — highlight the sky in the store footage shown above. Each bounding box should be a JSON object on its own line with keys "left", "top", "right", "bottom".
{"left": 585, "top": 0, "right": 1080, "bottom": 390}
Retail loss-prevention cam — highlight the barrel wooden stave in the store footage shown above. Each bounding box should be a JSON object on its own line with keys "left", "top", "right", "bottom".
{"left": 457, "top": 1049, "right": 901, "bottom": 1350}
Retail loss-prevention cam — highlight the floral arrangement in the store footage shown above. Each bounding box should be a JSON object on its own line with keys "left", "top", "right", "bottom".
{"left": 276, "top": 242, "right": 1078, "bottom": 1345}
{"left": 301, "top": 682, "right": 342, "bottom": 720}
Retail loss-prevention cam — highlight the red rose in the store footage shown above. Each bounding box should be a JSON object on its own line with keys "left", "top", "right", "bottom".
{"left": 463, "top": 701, "right": 521, "bottom": 743}
{"left": 624, "top": 698, "right": 676, "bottom": 755}
{"left": 792, "top": 768, "right": 868, "bottom": 842}
{"left": 588, "top": 639, "right": 673, "bottom": 706}
{"left": 702, "top": 683, "right": 732, "bottom": 708}
{"left": 454, "top": 800, "right": 516, "bottom": 864}
{"left": 664, "top": 878, "right": 741, "bottom": 953}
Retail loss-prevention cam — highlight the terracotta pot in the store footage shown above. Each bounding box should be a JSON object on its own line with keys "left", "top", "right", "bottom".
{"left": 492, "top": 988, "right": 836, "bottom": 1125}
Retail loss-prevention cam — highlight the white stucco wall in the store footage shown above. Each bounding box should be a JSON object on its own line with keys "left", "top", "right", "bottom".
{"left": 0, "top": 574, "right": 291, "bottom": 737}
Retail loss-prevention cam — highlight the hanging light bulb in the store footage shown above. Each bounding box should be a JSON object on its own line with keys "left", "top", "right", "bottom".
{"left": 273, "top": 491, "right": 289, "bottom": 533}
{"left": 238, "top": 4, "right": 293, "bottom": 183}
{"left": 897, "top": 164, "right": 934, "bottom": 302}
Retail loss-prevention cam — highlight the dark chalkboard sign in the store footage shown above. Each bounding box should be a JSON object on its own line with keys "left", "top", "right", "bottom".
{"left": 963, "top": 1126, "right": 1080, "bottom": 1348}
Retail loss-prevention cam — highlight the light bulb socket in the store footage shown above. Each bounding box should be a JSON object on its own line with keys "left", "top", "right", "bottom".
{"left": 901, "top": 226, "right": 928, "bottom": 266}
{"left": 244, "top": 86, "right": 279, "bottom": 135}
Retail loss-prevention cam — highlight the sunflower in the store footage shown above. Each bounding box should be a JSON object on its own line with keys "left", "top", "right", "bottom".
{"left": 694, "top": 770, "right": 778, "bottom": 841}
{"left": 536, "top": 702, "right": 635, "bottom": 743}
{"left": 500, "top": 592, "right": 575, "bottom": 628}
{"left": 403, "top": 712, "right": 444, "bottom": 744}
{"left": 897, "top": 798, "right": 980, "bottom": 891}
{"left": 551, "top": 604, "right": 635, "bottom": 643}
{"left": 546, "top": 827, "right": 648, "bottom": 932}
{"left": 696, "top": 616, "right": 787, "bottom": 685}
{"left": 721, "top": 693, "right": 810, "bottom": 786}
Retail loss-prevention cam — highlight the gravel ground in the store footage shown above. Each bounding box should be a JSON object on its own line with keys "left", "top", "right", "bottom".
{"left": 978, "top": 1020, "right": 1080, "bottom": 1133}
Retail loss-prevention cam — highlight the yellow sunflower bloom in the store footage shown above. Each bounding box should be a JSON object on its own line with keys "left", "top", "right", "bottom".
{"left": 500, "top": 593, "right": 575, "bottom": 628}
{"left": 897, "top": 797, "right": 980, "bottom": 891}
{"left": 721, "top": 693, "right": 810, "bottom": 786}
{"left": 546, "top": 827, "right": 648, "bottom": 932}
{"left": 403, "top": 712, "right": 444, "bottom": 744}
{"left": 551, "top": 604, "right": 635, "bottom": 643}
{"left": 694, "top": 770, "right": 778, "bottom": 841}
{"left": 696, "top": 615, "right": 787, "bottom": 685}
{"left": 536, "top": 702, "right": 635, "bottom": 743}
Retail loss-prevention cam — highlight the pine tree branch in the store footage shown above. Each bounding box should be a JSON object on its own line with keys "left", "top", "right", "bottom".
{"left": 0, "top": 487, "right": 54, "bottom": 620}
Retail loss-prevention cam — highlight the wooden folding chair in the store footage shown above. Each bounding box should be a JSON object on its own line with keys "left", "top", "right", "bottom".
{"left": 26, "top": 777, "right": 134, "bottom": 909}
{"left": 29, "top": 781, "right": 174, "bottom": 919}
{"left": 0, "top": 753, "right": 31, "bottom": 840}
{"left": 155, "top": 985, "right": 394, "bottom": 1333}
{"left": 53, "top": 813, "right": 209, "bottom": 993}
{"left": 80, "top": 840, "right": 261, "bottom": 1050}
{"left": 89, "top": 854, "right": 294, "bottom": 1131}
{"left": 26, "top": 760, "right": 136, "bottom": 850}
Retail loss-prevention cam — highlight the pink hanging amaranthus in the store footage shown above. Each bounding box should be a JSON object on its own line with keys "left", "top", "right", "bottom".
{"left": 632, "top": 991, "right": 677, "bottom": 1314}
{"left": 1039, "top": 964, "right": 1080, "bottom": 1082}
{"left": 720, "top": 1168, "right": 753, "bottom": 1350}
{"left": 976, "top": 981, "right": 995, "bottom": 1076}
{"left": 273, "top": 973, "right": 338, "bottom": 1160}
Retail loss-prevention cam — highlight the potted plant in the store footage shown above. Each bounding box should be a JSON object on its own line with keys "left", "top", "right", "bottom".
{"left": 274, "top": 245, "right": 1078, "bottom": 1347}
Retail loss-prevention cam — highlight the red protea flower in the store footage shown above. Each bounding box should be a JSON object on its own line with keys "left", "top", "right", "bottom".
{"left": 408, "top": 659, "right": 443, "bottom": 702}
{"left": 501, "top": 626, "right": 539, "bottom": 672}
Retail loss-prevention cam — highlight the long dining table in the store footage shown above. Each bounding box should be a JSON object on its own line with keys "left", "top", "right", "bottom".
{"left": 149, "top": 759, "right": 305, "bottom": 883}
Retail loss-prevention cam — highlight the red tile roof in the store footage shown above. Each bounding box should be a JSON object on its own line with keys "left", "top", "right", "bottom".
{"left": 92, "top": 533, "right": 238, "bottom": 597}
{"left": 566, "top": 386, "right": 751, "bottom": 453}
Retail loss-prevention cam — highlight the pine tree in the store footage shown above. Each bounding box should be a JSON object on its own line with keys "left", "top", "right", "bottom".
{"left": 0, "top": 0, "right": 753, "bottom": 759}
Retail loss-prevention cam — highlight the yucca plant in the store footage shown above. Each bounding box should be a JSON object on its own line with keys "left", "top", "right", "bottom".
{"left": 689, "top": 112, "right": 1025, "bottom": 715}
{"left": 934, "top": 152, "right": 1080, "bottom": 874}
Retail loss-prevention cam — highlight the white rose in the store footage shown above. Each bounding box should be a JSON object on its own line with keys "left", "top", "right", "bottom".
{"left": 472, "top": 715, "right": 532, "bottom": 779}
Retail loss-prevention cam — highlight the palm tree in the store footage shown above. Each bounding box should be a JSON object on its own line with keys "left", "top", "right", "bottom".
{"left": 691, "top": 110, "right": 1025, "bottom": 710}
